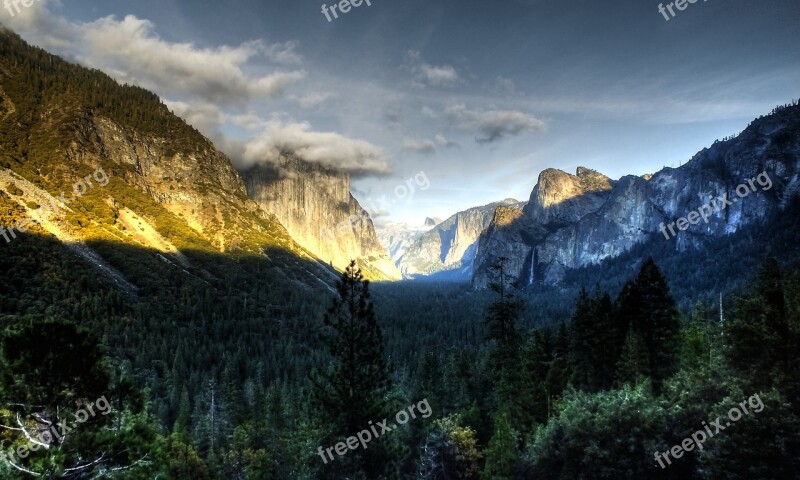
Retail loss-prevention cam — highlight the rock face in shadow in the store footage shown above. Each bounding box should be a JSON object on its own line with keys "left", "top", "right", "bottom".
{"left": 241, "top": 154, "right": 401, "bottom": 281}
{"left": 472, "top": 104, "right": 800, "bottom": 288}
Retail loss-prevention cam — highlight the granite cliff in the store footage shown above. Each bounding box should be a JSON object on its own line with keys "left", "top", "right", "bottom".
{"left": 473, "top": 103, "right": 800, "bottom": 288}
{"left": 241, "top": 155, "right": 401, "bottom": 281}
{"left": 397, "top": 199, "right": 523, "bottom": 278}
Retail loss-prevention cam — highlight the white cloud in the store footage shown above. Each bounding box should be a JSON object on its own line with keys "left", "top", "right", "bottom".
{"left": 421, "top": 106, "right": 438, "bottom": 118}
{"left": 402, "top": 134, "right": 456, "bottom": 154}
{"left": 263, "top": 41, "right": 303, "bottom": 65}
{"left": 241, "top": 120, "right": 391, "bottom": 177}
{"left": 164, "top": 100, "right": 224, "bottom": 135}
{"left": 5, "top": 4, "right": 306, "bottom": 109}
{"left": 434, "top": 134, "right": 456, "bottom": 147}
{"left": 406, "top": 50, "right": 460, "bottom": 87}
{"left": 290, "top": 92, "right": 335, "bottom": 108}
{"left": 444, "top": 104, "right": 546, "bottom": 143}
{"left": 402, "top": 138, "right": 437, "bottom": 154}
{"left": 494, "top": 76, "right": 516, "bottom": 94}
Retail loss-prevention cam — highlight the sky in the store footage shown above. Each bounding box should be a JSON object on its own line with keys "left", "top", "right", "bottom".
{"left": 3, "top": 0, "right": 800, "bottom": 226}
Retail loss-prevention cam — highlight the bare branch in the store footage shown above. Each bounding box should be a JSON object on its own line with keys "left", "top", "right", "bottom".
{"left": 61, "top": 452, "right": 106, "bottom": 475}
{"left": 88, "top": 454, "right": 151, "bottom": 479}
{"left": 2, "top": 457, "right": 43, "bottom": 477}
{"left": 31, "top": 413, "right": 52, "bottom": 426}
{"left": 0, "top": 415, "right": 51, "bottom": 450}
{"left": 15, "top": 414, "right": 50, "bottom": 450}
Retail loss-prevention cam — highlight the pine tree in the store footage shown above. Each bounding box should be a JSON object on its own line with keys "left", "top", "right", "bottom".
{"left": 615, "top": 327, "right": 649, "bottom": 386}
{"left": 310, "top": 260, "right": 391, "bottom": 477}
{"left": 521, "top": 330, "right": 551, "bottom": 427}
{"left": 484, "top": 257, "right": 526, "bottom": 424}
{"left": 192, "top": 379, "right": 230, "bottom": 454}
{"left": 484, "top": 257, "right": 523, "bottom": 353}
{"left": 570, "top": 286, "right": 621, "bottom": 392}
{"left": 727, "top": 257, "right": 794, "bottom": 392}
{"left": 615, "top": 258, "right": 680, "bottom": 390}
{"left": 594, "top": 289, "right": 624, "bottom": 389}
{"left": 569, "top": 288, "right": 595, "bottom": 390}
{"left": 482, "top": 410, "right": 519, "bottom": 480}
{"left": 545, "top": 321, "right": 572, "bottom": 404}
{"left": 416, "top": 351, "right": 445, "bottom": 416}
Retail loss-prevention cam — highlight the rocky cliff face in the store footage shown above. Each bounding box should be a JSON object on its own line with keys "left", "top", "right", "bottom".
{"left": 397, "top": 199, "right": 522, "bottom": 277}
{"left": 0, "top": 29, "right": 338, "bottom": 293}
{"left": 376, "top": 218, "right": 441, "bottom": 264}
{"left": 241, "top": 155, "right": 401, "bottom": 281}
{"left": 472, "top": 103, "right": 800, "bottom": 288}
{"left": 71, "top": 114, "right": 278, "bottom": 250}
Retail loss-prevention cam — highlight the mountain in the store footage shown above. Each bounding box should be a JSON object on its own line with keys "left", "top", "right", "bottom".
{"left": 376, "top": 219, "right": 439, "bottom": 264}
{"left": 424, "top": 216, "right": 442, "bottom": 227}
{"left": 473, "top": 103, "right": 800, "bottom": 288}
{"left": 376, "top": 217, "right": 443, "bottom": 264}
{"left": 241, "top": 155, "right": 401, "bottom": 281}
{"left": 0, "top": 28, "right": 337, "bottom": 292}
{"left": 396, "top": 198, "right": 523, "bottom": 278}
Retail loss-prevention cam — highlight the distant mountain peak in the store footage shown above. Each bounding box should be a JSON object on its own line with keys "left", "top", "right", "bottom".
{"left": 473, "top": 101, "right": 800, "bottom": 289}
{"left": 242, "top": 154, "right": 401, "bottom": 281}
{"left": 533, "top": 167, "right": 612, "bottom": 212}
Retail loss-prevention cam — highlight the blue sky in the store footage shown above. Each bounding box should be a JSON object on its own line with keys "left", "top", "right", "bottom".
{"left": 4, "top": 0, "right": 799, "bottom": 225}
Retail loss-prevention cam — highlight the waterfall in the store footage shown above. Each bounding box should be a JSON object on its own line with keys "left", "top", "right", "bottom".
{"left": 529, "top": 249, "right": 535, "bottom": 285}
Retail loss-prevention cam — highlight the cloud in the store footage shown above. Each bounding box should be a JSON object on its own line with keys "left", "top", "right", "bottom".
{"left": 164, "top": 100, "right": 224, "bottom": 136}
{"left": 369, "top": 209, "right": 391, "bottom": 219}
{"left": 402, "top": 138, "right": 436, "bottom": 154}
{"left": 384, "top": 110, "right": 402, "bottom": 129}
{"left": 494, "top": 76, "right": 516, "bottom": 94}
{"left": 421, "top": 106, "right": 438, "bottom": 118}
{"left": 434, "top": 134, "right": 457, "bottom": 147}
{"left": 406, "top": 50, "right": 460, "bottom": 87}
{"left": 5, "top": 4, "right": 306, "bottom": 109}
{"left": 444, "top": 104, "right": 546, "bottom": 143}
{"left": 263, "top": 41, "right": 303, "bottom": 65}
{"left": 402, "top": 134, "right": 456, "bottom": 154}
{"left": 241, "top": 120, "right": 392, "bottom": 178}
{"left": 290, "top": 92, "right": 335, "bottom": 108}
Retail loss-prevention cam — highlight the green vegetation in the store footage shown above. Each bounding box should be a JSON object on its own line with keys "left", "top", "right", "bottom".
{"left": 311, "top": 261, "right": 392, "bottom": 479}
{"left": 0, "top": 25, "right": 799, "bottom": 480}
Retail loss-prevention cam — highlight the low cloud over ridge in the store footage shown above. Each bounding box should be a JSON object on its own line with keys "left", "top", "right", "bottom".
{"left": 241, "top": 120, "right": 391, "bottom": 178}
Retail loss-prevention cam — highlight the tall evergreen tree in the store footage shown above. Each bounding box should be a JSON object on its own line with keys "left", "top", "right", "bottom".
{"left": 520, "top": 330, "right": 551, "bottom": 427}
{"left": 484, "top": 257, "right": 523, "bottom": 353}
{"left": 545, "top": 321, "right": 572, "bottom": 404}
{"left": 727, "top": 256, "right": 795, "bottom": 392}
{"left": 310, "top": 260, "right": 391, "bottom": 477}
{"left": 570, "top": 286, "right": 622, "bottom": 392}
{"left": 569, "top": 288, "right": 596, "bottom": 390}
{"left": 484, "top": 257, "right": 526, "bottom": 424}
{"left": 482, "top": 410, "right": 519, "bottom": 480}
{"left": 615, "top": 327, "right": 649, "bottom": 386}
{"left": 615, "top": 257, "right": 681, "bottom": 390}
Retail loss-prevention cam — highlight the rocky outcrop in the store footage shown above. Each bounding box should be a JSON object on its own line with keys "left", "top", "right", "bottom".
{"left": 241, "top": 155, "right": 401, "bottom": 281}
{"left": 0, "top": 26, "right": 345, "bottom": 296}
{"left": 472, "top": 103, "right": 800, "bottom": 288}
{"left": 74, "top": 115, "right": 264, "bottom": 248}
{"left": 397, "top": 199, "right": 523, "bottom": 277}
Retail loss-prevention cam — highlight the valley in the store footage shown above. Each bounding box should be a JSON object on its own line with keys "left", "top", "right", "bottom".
{"left": 0, "top": 7, "right": 799, "bottom": 479}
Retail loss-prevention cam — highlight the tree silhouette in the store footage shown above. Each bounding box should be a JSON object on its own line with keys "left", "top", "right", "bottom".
{"left": 310, "top": 260, "right": 391, "bottom": 477}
